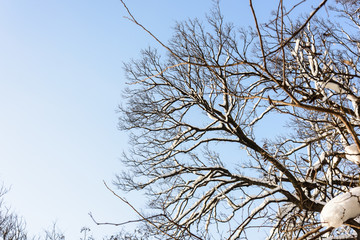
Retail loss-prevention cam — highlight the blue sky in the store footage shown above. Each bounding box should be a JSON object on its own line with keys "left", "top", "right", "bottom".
{"left": 0, "top": 0, "right": 326, "bottom": 238}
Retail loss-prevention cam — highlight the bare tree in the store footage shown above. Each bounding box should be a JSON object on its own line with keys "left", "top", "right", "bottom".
{"left": 0, "top": 186, "right": 28, "bottom": 240}
{"left": 43, "top": 223, "right": 65, "bottom": 240}
{"left": 116, "top": 0, "right": 360, "bottom": 239}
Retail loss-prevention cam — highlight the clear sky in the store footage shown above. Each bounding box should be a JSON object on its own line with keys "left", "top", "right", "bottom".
{"left": 0, "top": 0, "right": 325, "bottom": 239}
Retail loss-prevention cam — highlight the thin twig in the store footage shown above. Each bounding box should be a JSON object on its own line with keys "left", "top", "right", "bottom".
{"left": 296, "top": 226, "right": 322, "bottom": 240}
{"left": 266, "top": 0, "right": 328, "bottom": 57}
{"left": 102, "top": 181, "right": 178, "bottom": 240}
{"left": 249, "top": 0, "right": 267, "bottom": 67}
{"left": 119, "top": 0, "right": 248, "bottom": 69}
{"left": 308, "top": 227, "right": 333, "bottom": 240}
{"left": 89, "top": 212, "right": 164, "bottom": 227}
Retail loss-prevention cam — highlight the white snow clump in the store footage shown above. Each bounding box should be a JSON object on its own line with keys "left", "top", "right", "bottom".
{"left": 345, "top": 144, "right": 360, "bottom": 164}
{"left": 321, "top": 187, "right": 360, "bottom": 228}
{"left": 323, "top": 81, "right": 344, "bottom": 94}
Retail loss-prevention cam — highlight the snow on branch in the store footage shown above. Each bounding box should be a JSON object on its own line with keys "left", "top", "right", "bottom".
{"left": 345, "top": 144, "right": 360, "bottom": 164}
{"left": 321, "top": 187, "right": 360, "bottom": 228}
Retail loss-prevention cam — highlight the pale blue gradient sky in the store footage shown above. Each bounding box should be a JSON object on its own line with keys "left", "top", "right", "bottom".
{"left": 0, "top": 0, "right": 325, "bottom": 238}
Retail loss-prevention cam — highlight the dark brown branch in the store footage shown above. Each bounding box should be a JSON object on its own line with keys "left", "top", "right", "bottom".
{"left": 266, "top": 0, "right": 328, "bottom": 56}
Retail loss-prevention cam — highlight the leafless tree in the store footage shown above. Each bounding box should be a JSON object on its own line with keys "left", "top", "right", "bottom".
{"left": 116, "top": 0, "right": 360, "bottom": 239}
{"left": 43, "top": 223, "right": 65, "bottom": 240}
{"left": 0, "top": 186, "right": 28, "bottom": 240}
